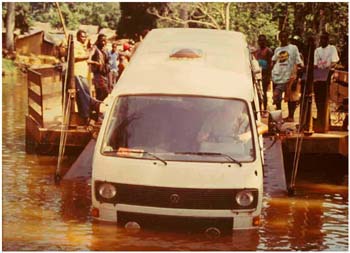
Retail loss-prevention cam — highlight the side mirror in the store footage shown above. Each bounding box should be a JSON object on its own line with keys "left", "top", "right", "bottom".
{"left": 268, "top": 110, "right": 283, "bottom": 134}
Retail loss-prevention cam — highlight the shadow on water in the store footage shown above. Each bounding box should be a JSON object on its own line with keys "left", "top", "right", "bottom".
{"left": 283, "top": 152, "right": 348, "bottom": 186}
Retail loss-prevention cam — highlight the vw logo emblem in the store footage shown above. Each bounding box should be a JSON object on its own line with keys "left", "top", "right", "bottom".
{"left": 170, "top": 193, "right": 180, "bottom": 204}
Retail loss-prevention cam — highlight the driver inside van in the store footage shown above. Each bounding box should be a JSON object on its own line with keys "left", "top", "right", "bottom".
{"left": 197, "top": 101, "right": 251, "bottom": 143}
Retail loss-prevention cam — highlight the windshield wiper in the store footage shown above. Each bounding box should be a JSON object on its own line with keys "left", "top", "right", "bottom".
{"left": 142, "top": 151, "right": 167, "bottom": 166}
{"left": 175, "top": 152, "right": 242, "bottom": 167}
{"left": 109, "top": 149, "right": 167, "bottom": 166}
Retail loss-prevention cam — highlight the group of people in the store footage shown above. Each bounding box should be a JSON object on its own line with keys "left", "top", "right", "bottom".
{"left": 254, "top": 31, "right": 339, "bottom": 123}
{"left": 73, "top": 30, "right": 134, "bottom": 123}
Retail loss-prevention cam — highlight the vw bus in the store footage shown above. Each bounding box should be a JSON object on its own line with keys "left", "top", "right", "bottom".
{"left": 91, "top": 28, "right": 266, "bottom": 232}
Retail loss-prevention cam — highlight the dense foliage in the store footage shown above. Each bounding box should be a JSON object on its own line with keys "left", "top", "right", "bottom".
{"left": 2, "top": 2, "right": 121, "bottom": 31}
{"left": 2, "top": 2, "right": 348, "bottom": 64}
{"left": 151, "top": 2, "right": 348, "bottom": 49}
{"left": 117, "top": 2, "right": 167, "bottom": 39}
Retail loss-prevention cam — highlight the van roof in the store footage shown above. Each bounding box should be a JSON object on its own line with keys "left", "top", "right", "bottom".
{"left": 114, "top": 28, "right": 254, "bottom": 100}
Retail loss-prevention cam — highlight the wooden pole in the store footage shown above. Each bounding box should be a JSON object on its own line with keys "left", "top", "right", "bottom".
{"left": 304, "top": 36, "right": 315, "bottom": 135}
{"left": 55, "top": 2, "right": 68, "bottom": 41}
{"left": 66, "top": 34, "right": 78, "bottom": 127}
{"left": 55, "top": 33, "right": 74, "bottom": 183}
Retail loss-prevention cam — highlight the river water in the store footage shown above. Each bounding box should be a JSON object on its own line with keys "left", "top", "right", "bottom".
{"left": 2, "top": 71, "right": 348, "bottom": 251}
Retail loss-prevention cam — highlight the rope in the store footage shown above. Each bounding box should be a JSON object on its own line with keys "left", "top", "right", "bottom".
{"left": 55, "top": 38, "right": 72, "bottom": 182}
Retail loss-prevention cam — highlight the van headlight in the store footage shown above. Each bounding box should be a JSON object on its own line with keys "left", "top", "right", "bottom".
{"left": 235, "top": 190, "right": 254, "bottom": 207}
{"left": 98, "top": 183, "right": 117, "bottom": 199}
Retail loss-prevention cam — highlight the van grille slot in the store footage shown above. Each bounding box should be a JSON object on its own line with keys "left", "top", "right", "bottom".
{"left": 112, "top": 183, "right": 258, "bottom": 210}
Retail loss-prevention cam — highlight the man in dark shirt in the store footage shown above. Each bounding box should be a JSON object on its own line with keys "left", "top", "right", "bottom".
{"left": 90, "top": 34, "right": 110, "bottom": 101}
{"left": 254, "top": 34, "right": 273, "bottom": 116}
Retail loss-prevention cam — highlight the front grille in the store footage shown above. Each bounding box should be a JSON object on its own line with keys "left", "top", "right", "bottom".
{"left": 95, "top": 182, "right": 258, "bottom": 210}
{"left": 117, "top": 211, "right": 233, "bottom": 232}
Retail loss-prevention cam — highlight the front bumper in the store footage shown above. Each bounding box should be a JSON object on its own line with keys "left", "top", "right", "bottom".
{"left": 93, "top": 203, "right": 259, "bottom": 230}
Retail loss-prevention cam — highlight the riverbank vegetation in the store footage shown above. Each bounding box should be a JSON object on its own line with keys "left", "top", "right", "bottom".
{"left": 2, "top": 2, "right": 348, "bottom": 66}
{"left": 2, "top": 58, "right": 16, "bottom": 75}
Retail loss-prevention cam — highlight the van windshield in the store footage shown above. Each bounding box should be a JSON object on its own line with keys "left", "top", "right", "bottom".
{"left": 101, "top": 95, "right": 255, "bottom": 162}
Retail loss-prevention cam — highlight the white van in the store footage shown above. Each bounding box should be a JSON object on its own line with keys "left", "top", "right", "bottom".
{"left": 91, "top": 28, "right": 267, "bottom": 232}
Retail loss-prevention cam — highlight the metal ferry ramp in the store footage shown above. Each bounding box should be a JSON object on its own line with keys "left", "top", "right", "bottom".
{"left": 263, "top": 138, "right": 288, "bottom": 197}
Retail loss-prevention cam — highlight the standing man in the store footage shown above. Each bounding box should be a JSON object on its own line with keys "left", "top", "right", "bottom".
{"left": 271, "top": 31, "right": 303, "bottom": 118}
{"left": 74, "top": 30, "right": 93, "bottom": 123}
{"left": 90, "top": 34, "right": 111, "bottom": 101}
{"left": 108, "top": 42, "right": 119, "bottom": 88}
{"left": 313, "top": 32, "right": 339, "bottom": 130}
{"left": 255, "top": 34, "right": 273, "bottom": 116}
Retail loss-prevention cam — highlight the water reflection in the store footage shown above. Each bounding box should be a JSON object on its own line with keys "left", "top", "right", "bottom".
{"left": 2, "top": 70, "right": 348, "bottom": 251}
{"left": 90, "top": 222, "right": 260, "bottom": 251}
{"left": 60, "top": 180, "right": 91, "bottom": 223}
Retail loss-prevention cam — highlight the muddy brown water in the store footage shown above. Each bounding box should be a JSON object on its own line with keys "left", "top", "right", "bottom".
{"left": 2, "top": 71, "right": 348, "bottom": 251}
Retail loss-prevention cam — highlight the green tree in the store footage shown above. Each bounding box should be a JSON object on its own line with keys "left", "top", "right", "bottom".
{"left": 148, "top": 3, "right": 279, "bottom": 47}
{"left": 73, "top": 3, "right": 121, "bottom": 30}
{"left": 118, "top": 2, "right": 167, "bottom": 39}
{"left": 15, "top": 2, "right": 121, "bottom": 31}
{"left": 148, "top": 3, "right": 233, "bottom": 30}
{"left": 147, "top": 2, "right": 347, "bottom": 51}
{"left": 2, "top": 2, "right": 32, "bottom": 34}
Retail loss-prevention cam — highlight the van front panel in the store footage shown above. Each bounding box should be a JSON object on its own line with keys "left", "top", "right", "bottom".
{"left": 92, "top": 94, "right": 263, "bottom": 230}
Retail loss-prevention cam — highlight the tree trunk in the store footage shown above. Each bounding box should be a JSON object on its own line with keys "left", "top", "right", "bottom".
{"left": 6, "top": 2, "right": 15, "bottom": 54}
{"left": 318, "top": 9, "right": 326, "bottom": 34}
{"left": 225, "top": 3, "right": 231, "bottom": 30}
{"left": 179, "top": 4, "right": 189, "bottom": 28}
{"left": 292, "top": 3, "right": 305, "bottom": 36}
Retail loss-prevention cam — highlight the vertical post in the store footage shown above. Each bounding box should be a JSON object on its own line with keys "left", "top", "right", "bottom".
{"left": 322, "top": 75, "right": 331, "bottom": 132}
{"left": 304, "top": 36, "right": 315, "bottom": 136}
{"left": 66, "top": 34, "right": 78, "bottom": 127}
{"left": 55, "top": 2, "right": 68, "bottom": 41}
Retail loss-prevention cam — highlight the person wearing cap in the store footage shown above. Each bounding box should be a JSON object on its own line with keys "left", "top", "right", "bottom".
{"left": 123, "top": 43, "right": 131, "bottom": 51}
{"left": 120, "top": 43, "right": 132, "bottom": 60}
{"left": 254, "top": 34, "right": 273, "bottom": 116}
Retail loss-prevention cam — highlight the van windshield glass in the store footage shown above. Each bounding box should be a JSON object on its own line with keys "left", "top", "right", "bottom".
{"left": 101, "top": 95, "right": 255, "bottom": 162}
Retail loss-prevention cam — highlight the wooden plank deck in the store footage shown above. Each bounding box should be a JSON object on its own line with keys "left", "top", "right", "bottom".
{"left": 25, "top": 66, "right": 92, "bottom": 154}
{"left": 283, "top": 131, "right": 348, "bottom": 156}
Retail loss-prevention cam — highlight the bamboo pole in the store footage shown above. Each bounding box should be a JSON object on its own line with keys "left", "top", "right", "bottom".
{"left": 55, "top": 2, "right": 68, "bottom": 41}
{"left": 55, "top": 34, "right": 74, "bottom": 183}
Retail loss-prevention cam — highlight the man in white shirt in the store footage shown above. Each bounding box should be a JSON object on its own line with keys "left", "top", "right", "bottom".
{"left": 271, "top": 31, "right": 303, "bottom": 113}
{"left": 313, "top": 32, "right": 339, "bottom": 131}
{"left": 314, "top": 32, "right": 339, "bottom": 70}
